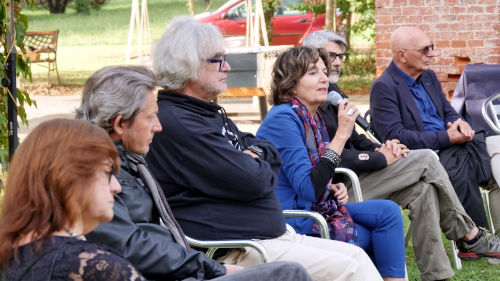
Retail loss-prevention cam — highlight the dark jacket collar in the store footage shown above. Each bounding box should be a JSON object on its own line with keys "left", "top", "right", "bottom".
{"left": 157, "top": 90, "right": 222, "bottom": 117}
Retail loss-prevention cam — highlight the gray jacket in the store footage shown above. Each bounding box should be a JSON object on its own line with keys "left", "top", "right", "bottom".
{"left": 86, "top": 141, "right": 226, "bottom": 281}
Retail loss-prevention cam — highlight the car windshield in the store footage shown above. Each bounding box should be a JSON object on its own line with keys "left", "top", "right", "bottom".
{"left": 226, "top": 0, "right": 306, "bottom": 19}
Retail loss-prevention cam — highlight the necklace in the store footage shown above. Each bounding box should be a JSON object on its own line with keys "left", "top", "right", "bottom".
{"left": 64, "top": 228, "right": 84, "bottom": 240}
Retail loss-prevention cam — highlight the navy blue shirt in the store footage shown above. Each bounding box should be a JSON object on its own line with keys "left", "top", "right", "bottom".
{"left": 396, "top": 66, "right": 446, "bottom": 132}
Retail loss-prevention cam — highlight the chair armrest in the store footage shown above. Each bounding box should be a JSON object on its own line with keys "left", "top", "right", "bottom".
{"left": 335, "top": 167, "right": 363, "bottom": 202}
{"left": 482, "top": 93, "right": 500, "bottom": 134}
{"left": 185, "top": 236, "right": 269, "bottom": 263}
{"left": 283, "top": 209, "right": 330, "bottom": 240}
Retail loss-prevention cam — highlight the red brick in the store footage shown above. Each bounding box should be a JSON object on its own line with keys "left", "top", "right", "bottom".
{"left": 377, "top": 7, "right": 402, "bottom": 15}
{"left": 467, "top": 40, "right": 485, "bottom": 47}
{"left": 426, "top": 0, "right": 443, "bottom": 5}
{"left": 392, "top": 16, "right": 406, "bottom": 24}
{"left": 376, "top": 33, "right": 391, "bottom": 41}
{"left": 486, "top": 56, "right": 500, "bottom": 63}
{"left": 436, "top": 23, "right": 450, "bottom": 30}
{"left": 408, "top": 16, "right": 422, "bottom": 24}
{"left": 454, "top": 56, "right": 471, "bottom": 65}
{"left": 450, "top": 6, "right": 466, "bottom": 13}
{"left": 457, "top": 32, "right": 474, "bottom": 40}
{"left": 444, "top": 0, "right": 459, "bottom": 4}
{"left": 440, "top": 14, "right": 458, "bottom": 22}
{"left": 467, "top": 6, "right": 484, "bottom": 13}
{"left": 457, "top": 48, "right": 474, "bottom": 57}
{"left": 458, "top": 15, "right": 474, "bottom": 22}
{"left": 475, "top": 48, "right": 490, "bottom": 56}
{"left": 393, "top": 0, "right": 409, "bottom": 6}
{"left": 375, "top": 0, "right": 391, "bottom": 8}
{"left": 437, "top": 73, "right": 448, "bottom": 81}
{"left": 440, "top": 32, "right": 458, "bottom": 40}
{"left": 377, "top": 15, "right": 392, "bottom": 24}
{"left": 478, "top": 0, "right": 496, "bottom": 4}
{"left": 437, "top": 57, "right": 454, "bottom": 64}
{"left": 422, "top": 15, "right": 436, "bottom": 23}
{"left": 475, "top": 31, "right": 495, "bottom": 39}
{"left": 485, "top": 5, "right": 497, "bottom": 13}
{"left": 376, "top": 41, "right": 390, "bottom": 49}
{"left": 402, "top": 7, "right": 419, "bottom": 15}
{"left": 474, "top": 14, "right": 498, "bottom": 22}
{"left": 451, "top": 40, "right": 467, "bottom": 48}
{"left": 435, "top": 40, "right": 450, "bottom": 48}
{"left": 407, "top": 0, "right": 424, "bottom": 5}
{"left": 376, "top": 67, "right": 387, "bottom": 77}
{"left": 470, "top": 56, "right": 485, "bottom": 63}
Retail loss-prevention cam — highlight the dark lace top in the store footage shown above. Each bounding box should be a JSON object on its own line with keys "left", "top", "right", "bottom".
{"left": 2, "top": 236, "right": 146, "bottom": 281}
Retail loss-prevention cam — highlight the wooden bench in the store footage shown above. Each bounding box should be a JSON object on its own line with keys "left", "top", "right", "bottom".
{"left": 24, "top": 30, "right": 60, "bottom": 83}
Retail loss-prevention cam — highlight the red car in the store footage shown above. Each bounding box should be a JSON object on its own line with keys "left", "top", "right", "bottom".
{"left": 195, "top": 0, "right": 326, "bottom": 46}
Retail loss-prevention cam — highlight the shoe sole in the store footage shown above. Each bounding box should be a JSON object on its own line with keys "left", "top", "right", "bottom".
{"left": 459, "top": 252, "right": 500, "bottom": 261}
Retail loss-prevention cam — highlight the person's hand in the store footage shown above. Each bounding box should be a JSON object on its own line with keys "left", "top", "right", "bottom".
{"left": 455, "top": 119, "right": 474, "bottom": 138}
{"left": 374, "top": 139, "right": 409, "bottom": 165}
{"left": 243, "top": 150, "right": 259, "bottom": 158}
{"left": 336, "top": 99, "right": 359, "bottom": 140}
{"left": 329, "top": 99, "right": 359, "bottom": 154}
{"left": 223, "top": 264, "right": 244, "bottom": 275}
{"left": 447, "top": 119, "right": 473, "bottom": 144}
{"left": 331, "top": 183, "right": 348, "bottom": 205}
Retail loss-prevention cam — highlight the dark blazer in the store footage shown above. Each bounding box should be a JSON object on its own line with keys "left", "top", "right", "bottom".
{"left": 370, "top": 61, "right": 461, "bottom": 150}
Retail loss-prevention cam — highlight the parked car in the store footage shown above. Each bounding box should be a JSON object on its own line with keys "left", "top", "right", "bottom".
{"left": 195, "top": 0, "right": 326, "bottom": 46}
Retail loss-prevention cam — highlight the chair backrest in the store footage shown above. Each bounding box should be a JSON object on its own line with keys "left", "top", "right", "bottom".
{"left": 481, "top": 92, "right": 500, "bottom": 134}
{"left": 24, "top": 30, "right": 59, "bottom": 62}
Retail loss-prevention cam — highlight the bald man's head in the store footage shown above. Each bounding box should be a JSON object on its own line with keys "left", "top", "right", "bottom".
{"left": 390, "top": 26, "right": 429, "bottom": 53}
{"left": 390, "top": 26, "right": 435, "bottom": 79}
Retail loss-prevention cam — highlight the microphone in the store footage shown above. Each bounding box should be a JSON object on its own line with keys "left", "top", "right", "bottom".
{"left": 327, "top": 90, "right": 372, "bottom": 132}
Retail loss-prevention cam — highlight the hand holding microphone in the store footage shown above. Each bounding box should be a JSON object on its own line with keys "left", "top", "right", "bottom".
{"left": 327, "top": 91, "right": 372, "bottom": 132}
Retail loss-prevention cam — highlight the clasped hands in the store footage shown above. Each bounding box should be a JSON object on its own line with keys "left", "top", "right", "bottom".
{"left": 447, "top": 118, "right": 474, "bottom": 144}
{"left": 374, "top": 139, "right": 409, "bottom": 165}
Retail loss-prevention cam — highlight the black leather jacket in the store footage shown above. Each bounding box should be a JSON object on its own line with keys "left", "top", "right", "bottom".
{"left": 86, "top": 141, "right": 226, "bottom": 281}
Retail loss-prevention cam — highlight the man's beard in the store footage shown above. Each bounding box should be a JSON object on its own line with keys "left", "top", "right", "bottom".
{"left": 329, "top": 66, "right": 341, "bottom": 84}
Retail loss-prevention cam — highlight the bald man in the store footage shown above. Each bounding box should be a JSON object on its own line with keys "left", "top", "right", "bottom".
{"left": 370, "top": 25, "right": 500, "bottom": 268}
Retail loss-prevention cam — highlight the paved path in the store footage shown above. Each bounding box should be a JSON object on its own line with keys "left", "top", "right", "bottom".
{"left": 19, "top": 94, "right": 370, "bottom": 140}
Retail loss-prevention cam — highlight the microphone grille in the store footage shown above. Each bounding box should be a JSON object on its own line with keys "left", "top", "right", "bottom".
{"left": 327, "top": 91, "right": 343, "bottom": 106}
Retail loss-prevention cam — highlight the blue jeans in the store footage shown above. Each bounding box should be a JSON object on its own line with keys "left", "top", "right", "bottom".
{"left": 345, "top": 200, "right": 405, "bottom": 278}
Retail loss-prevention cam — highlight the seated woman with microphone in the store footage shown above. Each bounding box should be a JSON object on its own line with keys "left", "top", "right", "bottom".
{"left": 256, "top": 46, "right": 406, "bottom": 280}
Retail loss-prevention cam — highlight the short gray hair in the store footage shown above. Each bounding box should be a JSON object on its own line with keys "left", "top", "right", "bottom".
{"left": 75, "top": 65, "right": 156, "bottom": 133}
{"left": 302, "top": 30, "right": 348, "bottom": 53}
{"left": 153, "top": 16, "right": 225, "bottom": 90}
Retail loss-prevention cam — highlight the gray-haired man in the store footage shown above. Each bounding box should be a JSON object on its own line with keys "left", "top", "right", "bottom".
{"left": 303, "top": 30, "right": 500, "bottom": 281}
{"left": 76, "top": 65, "right": 314, "bottom": 281}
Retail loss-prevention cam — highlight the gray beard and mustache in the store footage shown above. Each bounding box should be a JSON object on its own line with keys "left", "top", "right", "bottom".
{"left": 329, "top": 66, "right": 341, "bottom": 84}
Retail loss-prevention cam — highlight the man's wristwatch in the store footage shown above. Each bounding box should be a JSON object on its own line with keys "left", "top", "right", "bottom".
{"left": 247, "top": 145, "right": 264, "bottom": 158}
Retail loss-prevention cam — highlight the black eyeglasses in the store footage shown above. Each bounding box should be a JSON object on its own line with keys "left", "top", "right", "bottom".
{"left": 206, "top": 55, "right": 227, "bottom": 71}
{"left": 328, "top": 52, "right": 348, "bottom": 62}
{"left": 404, "top": 44, "right": 434, "bottom": 56}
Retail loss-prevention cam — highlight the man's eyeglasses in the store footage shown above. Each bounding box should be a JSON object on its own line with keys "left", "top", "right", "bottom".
{"left": 206, "top": 55, "right": 227, "bottom": 72}
{"left": 404, "top": 44, "right": 434, "bottom": 56}
{"left": 328, "top": 52, "right": 348, "bottom": 62}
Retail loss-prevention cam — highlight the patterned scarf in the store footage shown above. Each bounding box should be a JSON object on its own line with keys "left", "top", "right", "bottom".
{"left": 289, "top": 96, "right": 330, "bottom": 167}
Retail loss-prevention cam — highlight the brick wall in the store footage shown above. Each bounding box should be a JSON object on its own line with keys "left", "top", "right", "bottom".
{"left": 375, "top": 0, "right": 500, "bottom": 98}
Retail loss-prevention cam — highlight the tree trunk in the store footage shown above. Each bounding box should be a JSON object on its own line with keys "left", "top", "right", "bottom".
{"left": 344, "top": 11, "right": 352, "bottom": 47}
{"left": 325, "top": 0, "right": 334, "bottom": 31}
{"left": 47, "top": 0, "right": 68, "bottom": 13}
